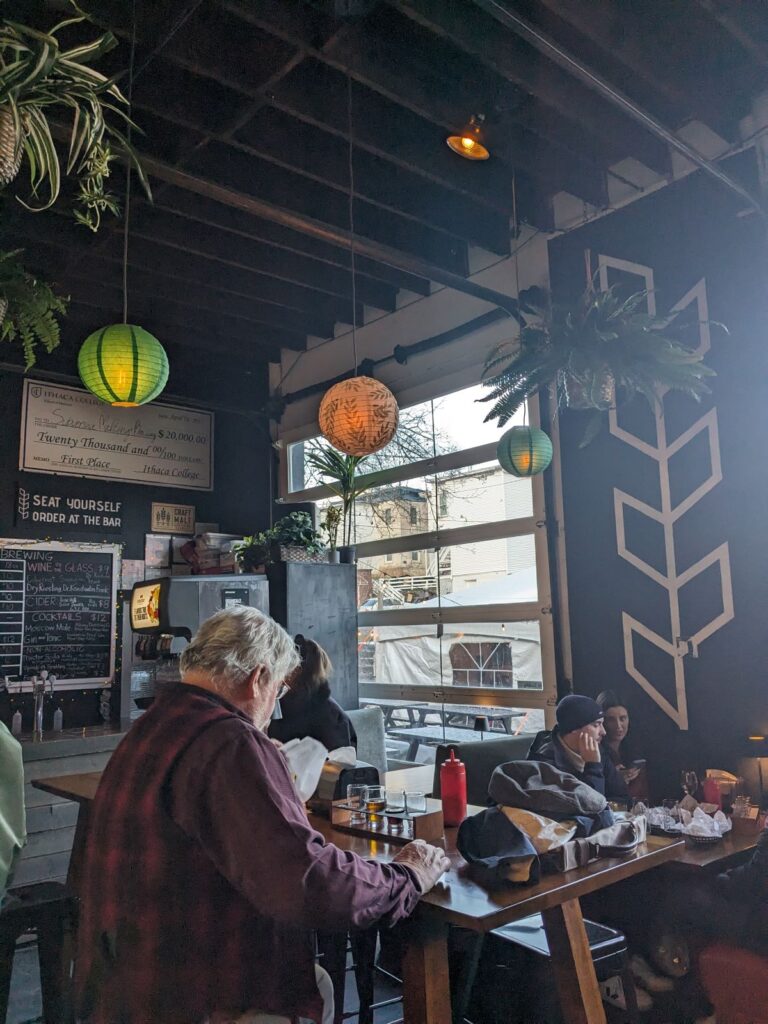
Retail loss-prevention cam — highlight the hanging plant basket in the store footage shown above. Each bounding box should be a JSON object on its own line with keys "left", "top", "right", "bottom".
{"left": 559, "top": 368, "right": 616, "bottom": 411}
{"left": 0, "top": 107, "right": 22, "bottom": 187}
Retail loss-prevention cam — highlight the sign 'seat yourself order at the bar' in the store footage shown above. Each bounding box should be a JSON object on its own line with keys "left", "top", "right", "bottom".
{"left": 19, "top": 380, "right": 214, "bottom": 491}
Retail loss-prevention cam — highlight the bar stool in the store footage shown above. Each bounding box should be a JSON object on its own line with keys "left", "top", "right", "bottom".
{"left": 454, "top": 913, "right": 640, "bottom": 1024}
{"left": 0, "top": 881, "right": 78, "bottom": 1024}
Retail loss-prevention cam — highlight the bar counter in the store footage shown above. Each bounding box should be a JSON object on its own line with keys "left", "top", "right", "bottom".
{"left": 16, "top": 722, "right": 130, "bottom": 887}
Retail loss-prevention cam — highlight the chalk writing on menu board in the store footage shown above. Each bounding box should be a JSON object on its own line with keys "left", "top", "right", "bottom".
{"left": 0, "top": 542, "right": 119, "bottom": 689}
{"left": 19, "top": 380, "right": 214, "bottom": 491}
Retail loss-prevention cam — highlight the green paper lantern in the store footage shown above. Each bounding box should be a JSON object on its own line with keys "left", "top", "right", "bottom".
{"left": 497, "top": 425, "right": 553, "bottom": 477}
{"left": 78, "top": 324, "right": 169, "bottom": 407}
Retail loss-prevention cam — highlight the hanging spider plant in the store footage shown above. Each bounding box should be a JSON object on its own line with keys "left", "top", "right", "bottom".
{"left": 480, "top": 280, "right": 719, "bottom": 445}
{"left": 0, "top": 4, "right": 150, "bottom": 230}
{"left": 0, "top": 250, "right": 68, "bottom": 368}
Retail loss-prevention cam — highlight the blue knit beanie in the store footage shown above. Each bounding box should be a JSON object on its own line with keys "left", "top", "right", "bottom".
{"left": 556, "top": 694, "right": 604, "bottom": 735}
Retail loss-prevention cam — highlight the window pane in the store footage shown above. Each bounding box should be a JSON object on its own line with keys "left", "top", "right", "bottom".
{"left": 357, "top": 534, "right": 537, "bottom": 609}
{"left": 358, "top": 620, "right": 543, "bottom": 691}
{"left": 286, "top": 385, "right": 528, "bottom": 492}
{"left": 435, "top": 463, "right": 532, "bottom": 529}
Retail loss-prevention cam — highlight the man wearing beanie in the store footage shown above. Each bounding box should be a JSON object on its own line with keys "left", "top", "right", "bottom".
{"left": 529, "top": 694, "right": 629, "bottom": 801}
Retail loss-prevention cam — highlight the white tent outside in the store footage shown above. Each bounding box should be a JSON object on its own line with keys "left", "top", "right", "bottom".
{"left": 373, "top": 567, "right": 542, "bottom": 689}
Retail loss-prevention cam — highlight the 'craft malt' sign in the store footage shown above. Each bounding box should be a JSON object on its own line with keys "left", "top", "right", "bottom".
{"left": 20, "top": 380, "right": 214, "bottom": 491}
{"left": 15, "top": 483, "right": 123, "bottom": 534}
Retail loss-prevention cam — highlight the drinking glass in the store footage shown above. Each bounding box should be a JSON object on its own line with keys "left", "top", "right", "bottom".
{"left": 347, "top": 784, "right": 368, "bottom": 825}
{"left": 365, "top": 785, "right": 387, "bottom": 828}
{"left": 404, "top": 791, "right": 427, "bottom": 815}
{"left": 386, "top": 790, "right": 405, "bottom": 813}
{"left": 681, "top": 770, "right": 699, "bottom": 797}
{"left": 385, "top": 790, "right": 405, "bottom": 831}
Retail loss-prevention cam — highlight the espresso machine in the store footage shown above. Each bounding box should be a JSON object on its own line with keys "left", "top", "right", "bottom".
{"left": 117, "top": 574, "right": 269, "bottom": 719}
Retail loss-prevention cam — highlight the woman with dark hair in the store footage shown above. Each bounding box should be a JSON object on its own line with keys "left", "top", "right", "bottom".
{"left": 269, "top": 635, "right": 357, "bottom": 752}
{"left": 596, "top": 690, "right": 649, "bottom": 802}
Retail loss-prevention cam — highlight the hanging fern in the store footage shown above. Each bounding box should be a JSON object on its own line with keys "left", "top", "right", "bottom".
{"left": 0, "top": 249, "right": 68, "bottom": 368}
{"left": 479, "top": 278, "right": 720, "bottom": 443}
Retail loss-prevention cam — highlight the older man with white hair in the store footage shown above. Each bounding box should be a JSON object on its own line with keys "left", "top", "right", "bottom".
{"left": 76, "top": 607, "right": 447, "bottom": 1024}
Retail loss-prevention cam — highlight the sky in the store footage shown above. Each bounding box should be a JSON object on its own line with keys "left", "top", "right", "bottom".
{"left": 428, "top": 383, "right": 527, "bottom": 451}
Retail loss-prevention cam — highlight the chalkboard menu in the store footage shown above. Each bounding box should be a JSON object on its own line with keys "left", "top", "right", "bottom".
{"left": 0, "top": 541, "right": 120, "bottom": 689}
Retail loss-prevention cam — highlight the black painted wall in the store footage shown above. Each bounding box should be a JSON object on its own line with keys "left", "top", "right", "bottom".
{"left": 549, "top": 154, "right": 768, "bottom": 797}
{"left": 0, "top": 342, "right": 273, "bottom": 725}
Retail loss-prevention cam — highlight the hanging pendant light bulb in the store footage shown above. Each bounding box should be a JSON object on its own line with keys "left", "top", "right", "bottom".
{"left": 318, "top": 71, "right": 399, "bottom": 457}
{"left": 446, "top": 114, "right": 490, "bottom": 161}
{"left": 77, "top": 1, "right": 168, "bottom": 408}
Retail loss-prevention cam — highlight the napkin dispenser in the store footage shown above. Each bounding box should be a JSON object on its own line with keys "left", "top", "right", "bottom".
{"left": 308, "top": 762, "right": 379, "bottom": 815}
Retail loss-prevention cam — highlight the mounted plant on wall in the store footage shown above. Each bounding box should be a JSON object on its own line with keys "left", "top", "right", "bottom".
{"left": 0, "top": 250, "right": 67, "bottom": 368}
{"left": 0, "top": 4, "right": 150, "bottom": 230}
{"left": 305, "top": 446, "right": 374, "bottom": 562}
{"left": 480, "top": 280, "right": 718, "bottom": 445}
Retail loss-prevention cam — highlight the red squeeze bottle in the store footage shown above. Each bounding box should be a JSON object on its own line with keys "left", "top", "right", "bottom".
{"left": 441, "top": 749, "right": 467, "bottom": 826}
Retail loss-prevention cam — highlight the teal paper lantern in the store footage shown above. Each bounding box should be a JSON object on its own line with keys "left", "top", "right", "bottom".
{"left": 78, "top": 324, "right": 169, "bottom": 406}
{"left": 497, "top": 425, "right": 553, "bottom": 477}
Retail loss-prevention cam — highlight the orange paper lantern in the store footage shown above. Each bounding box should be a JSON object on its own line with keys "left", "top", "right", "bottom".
{"left": 318, "top": 376, "right": 399, "bottom": 456}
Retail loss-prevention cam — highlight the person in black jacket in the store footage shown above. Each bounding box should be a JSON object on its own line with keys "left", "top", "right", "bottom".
{"left": 530, "top": 694, "right": 629, "bottom": 802}
{"left": 269, "top": 635, "right": 357, "bottom": 752}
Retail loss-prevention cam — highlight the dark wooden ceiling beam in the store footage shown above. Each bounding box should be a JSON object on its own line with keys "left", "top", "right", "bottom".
{"left": 63, "top": 305, "right": 282, "bottom": 363}
{"left": 223, "top": 0, "right": 604, "bottom": 209}
{"left": 696, "top": 0, "right": 768, "bottom": 70}
{"left": 61, "top": 264, "right": 335, "bottom": 339}
{"left": 146, "top": 186, "right": 419, "bottom": 300}
{"left": 122, "top": 204, "right": 401, "bottom": 312}
{"left": 80, "top": 0, "right": 520, "bottom": 233}
{"left": 230, "top": 107, "right": 511, "bottom": 254}
{"left": 262, "top": 56, "right": 602, "bottom": 210}
{"left": 132, "top": 174, "right": 427, "bottom": 298}
{"left": 9, "top": 229, "right": 361, "bottom": 325}
{"left": 4, "top": 210, "right": 362, "bottom": 329}
{"left": 67, "top": 291, "right": 296, "bottom": 357}
{"left": 392, "top": 0, "right": 672, "bottom": 176}
{"left": 533, "top": 0, "right": 736, "bottom": 138}
{"left": 138, "top": 156, "right": 522, "bottom": 315}
{"left": 180, "top": 141, "right": 470, "bottom": 273}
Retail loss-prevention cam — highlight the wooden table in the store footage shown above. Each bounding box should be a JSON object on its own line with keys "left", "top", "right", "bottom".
{"left": 34, "top": 768, "right": 683, "bottom": 1024}
{"left": 389, "top": 724, "right": 514, "bottom": 761}
{"left": 668, "top": 826, "right": 760, "bottom": 871}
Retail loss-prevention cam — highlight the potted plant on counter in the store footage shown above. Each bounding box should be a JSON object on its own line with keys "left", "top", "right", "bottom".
{"left": 305, "top": 447, "right": 374, "bottom": 563}
{"left": 0, "top": 249, "right": 67, "bottom": 367}
{"left": 232, "top": 531, "right": 271, "bottom": 574}
{"left": 268, "top": 511, "right": 324, "bottom": 564}
{"left": 321, "top": 505, "right": 342, "bottom": 563}
{"left": 233, "top": 512, "right": 324, "bottom": 572}
{"left": 480, "top": 280, "right": 718, "bottom": 446}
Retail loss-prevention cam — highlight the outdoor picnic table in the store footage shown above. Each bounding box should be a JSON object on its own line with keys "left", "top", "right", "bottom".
{"left": 388, "top": 724, "right": 515, "bottom": 761}
{"left": 417, "top": 702, "right": 524, "bottom": 733}
{"left": 360, "top": 697, "right": 428, "bottom": 727}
